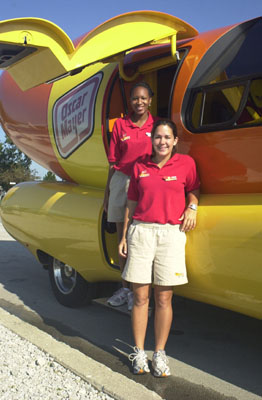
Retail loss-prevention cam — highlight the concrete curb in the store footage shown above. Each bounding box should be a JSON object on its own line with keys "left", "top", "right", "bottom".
{"left": 0, "top": 307, "right": 163, "bottom": 400}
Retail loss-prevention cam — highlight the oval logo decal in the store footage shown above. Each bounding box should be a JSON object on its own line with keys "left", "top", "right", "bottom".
{"left": 53, "top": 72, "right": 102, "bottom": 158}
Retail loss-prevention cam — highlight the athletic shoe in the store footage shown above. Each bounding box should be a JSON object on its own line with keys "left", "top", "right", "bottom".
{"left": 127, "top": 291, "right": 134, "bottom": 311}
{"left": 107, "top": 287, "right": 129, "bottom": 307}
{"left": 128, "top": 347, "right": 150, "bottom": 375}
{"left": 152, "top": 350, "right": 170, "bottom": 377}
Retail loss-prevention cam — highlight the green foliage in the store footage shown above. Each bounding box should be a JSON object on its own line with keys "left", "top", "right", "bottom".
{"left": 43, "top": 171, "right": 57, "bottom": 181}
{"left": 1, "top": 136, "right": 31, "bottom": 169}
{"left": 0, "top": 136, "right": 39, "bottom": 191}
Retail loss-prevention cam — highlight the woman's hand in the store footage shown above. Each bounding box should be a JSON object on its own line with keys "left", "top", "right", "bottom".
{"left": 119, "top": 237, "right": 128, "bottom": 258}
{"left": 179, "top": 208, "right": 197, "bottom": 232}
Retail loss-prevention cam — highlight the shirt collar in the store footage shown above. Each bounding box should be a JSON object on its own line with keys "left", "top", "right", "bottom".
{"left": 125, "top": 112, "right": 153, "bottom": 129}
{"left": 145, "top": 152, "right": 180, "bottom": 168}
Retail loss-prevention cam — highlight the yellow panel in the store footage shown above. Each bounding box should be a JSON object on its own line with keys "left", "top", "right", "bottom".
{"left": 47, "top": 62, "right": 114, "bottom": 187}
{"left": 174, "top": 193, "right": 262, "bottom": 320}
{"left": 0, "top": 11, "right": 198, "bottom": 90}
{"left": 0, "top": 17, "right": 74, "bottom": 90}
{"left": 222, "top": 86, "right": 244, "bottom": 112}
{"left": 1, "top": 184, "right": 261, "bottom": 319}
{"left": 9, "top": 47, "right": 68, "bottom": 90}
{"left": 0, "top": 181, "right": 120, "bottom": 282}
{"left": 74, "top": 11, "right": 198, "bottom": 67}
{"left": 0, "top": 17, "right": 74, "bottom": 51}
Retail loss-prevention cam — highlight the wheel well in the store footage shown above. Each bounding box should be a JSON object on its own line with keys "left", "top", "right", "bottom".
{"left": 36, "top": 250, "right": 53, "bottom": 266}
{"left": 37, "top": 249, "right": 119, "bottom": 300}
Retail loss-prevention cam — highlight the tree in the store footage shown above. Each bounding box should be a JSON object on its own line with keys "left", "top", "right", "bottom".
{"left": 0, "top": 136, "right": 31, "bottom": 169}
{"left": 0, "top": 136, "right": 39, "bottom": 191}
{"left": 43, "top": 171, "right": 57, "bottom": 181}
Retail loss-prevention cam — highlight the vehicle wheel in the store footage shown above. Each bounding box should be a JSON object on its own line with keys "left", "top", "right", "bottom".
{"left": 48, "top": 258, "right": 96, "bottom": 307}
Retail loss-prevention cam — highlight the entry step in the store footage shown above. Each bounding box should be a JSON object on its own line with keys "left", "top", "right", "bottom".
{"left": 92, "top": 297, "right": 153, "bottom": 317}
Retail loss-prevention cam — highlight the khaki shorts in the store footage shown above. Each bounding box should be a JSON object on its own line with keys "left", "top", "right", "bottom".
{"left": 122, "top": 220, "right": 188, "bottom": 286}
{"left": 107, "top": 170, "right": 130, "bottom": 223}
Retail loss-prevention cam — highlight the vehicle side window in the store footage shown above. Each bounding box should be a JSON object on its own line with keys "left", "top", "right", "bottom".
{"left": 190, "top": 84, "right": 247, "bottom": 129}
{"left": 237, "top": 79, "right": 262, "bottom": 125}
{"left": 184, "top": 18, "right": 262, "bottom": 132}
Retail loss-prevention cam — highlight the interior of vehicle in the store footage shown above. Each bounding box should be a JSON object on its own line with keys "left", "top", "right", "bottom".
{"left": 101, "top": 53, "right": 180, "bottom": 269}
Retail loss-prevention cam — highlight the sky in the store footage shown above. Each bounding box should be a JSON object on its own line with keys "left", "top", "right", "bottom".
{"left": 0, "top": 0, "right": 261, "bottom": 177}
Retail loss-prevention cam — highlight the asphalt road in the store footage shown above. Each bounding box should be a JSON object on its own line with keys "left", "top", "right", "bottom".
{"left": 0, "top": 221, "right": 261, "bottom": 400}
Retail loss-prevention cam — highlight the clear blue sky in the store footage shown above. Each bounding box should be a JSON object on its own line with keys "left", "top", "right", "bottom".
{"left": 0, "top": 0, "right": 261, "bottom": 177}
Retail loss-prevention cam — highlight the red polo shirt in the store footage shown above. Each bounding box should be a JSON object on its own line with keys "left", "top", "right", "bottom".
{"left": 128, "top": 153, "right": 200, "bottom": 225}
{"left": 108, "top": 112, "right": 157, "bottom": 176}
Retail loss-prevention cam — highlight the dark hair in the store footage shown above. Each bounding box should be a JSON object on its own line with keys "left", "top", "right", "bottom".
{"left": 151, "top": 119, "right": 178, "bottom": 157}
{"left": 130, "top": 81, "right": 154, "bottom": 98}
{"left": 151, "top": 119, "right": 178, "bottom": 139}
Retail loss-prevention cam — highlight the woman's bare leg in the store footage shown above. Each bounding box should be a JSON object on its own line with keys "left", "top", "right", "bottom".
{"left": 132, "top": 283, "right": 151, "bottom": 349}
{"left": 154, "top": 286, "right": 173, "bottom": 351}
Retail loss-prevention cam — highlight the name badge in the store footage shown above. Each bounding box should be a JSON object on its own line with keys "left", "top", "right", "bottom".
{"left": 163, "top": 176, "right": 177, "bottom": 181}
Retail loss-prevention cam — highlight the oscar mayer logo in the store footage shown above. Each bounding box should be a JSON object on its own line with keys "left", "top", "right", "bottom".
{"left": 53, "top": 72, "right": 102, "bottom": 158}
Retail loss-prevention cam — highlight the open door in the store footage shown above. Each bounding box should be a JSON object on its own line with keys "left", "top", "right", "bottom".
{"left": 0, "top": 11, "right": 198, "bottom": 90}
{"left": 101, "top": 45, "right": 188, "bottom": 268}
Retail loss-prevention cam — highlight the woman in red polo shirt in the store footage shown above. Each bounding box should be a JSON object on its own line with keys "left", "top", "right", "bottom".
{"left": 119, "top": 119, "right": 200, "bottom": 377}
{"left": 104, "top": 82, "right": 157, "bottom": 309}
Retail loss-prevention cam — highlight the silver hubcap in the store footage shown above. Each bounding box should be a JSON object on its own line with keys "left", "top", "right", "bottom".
{"left": 53, "top": 259, "right": 77, "bottom": 294}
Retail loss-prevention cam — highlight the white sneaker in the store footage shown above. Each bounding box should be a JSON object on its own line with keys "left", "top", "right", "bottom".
{"left": 152, "top": 350, "right": 170, "bottom": 377}
{"left": 128, "top": 347, "right": 150, "bottom": 375}
{"left": 107, "top": 287, "right": 129, "bottom": 307}
{"left": 127, "top": 291, "right": 134, "bottom": 311}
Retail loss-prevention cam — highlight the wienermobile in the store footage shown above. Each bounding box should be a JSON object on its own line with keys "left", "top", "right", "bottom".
{"left": 0, "top": 11, "right": 261, "bottom": 319}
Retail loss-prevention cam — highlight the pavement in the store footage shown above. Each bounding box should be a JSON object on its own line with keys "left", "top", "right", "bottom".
{"left": 0, "top": 218, "right": 261, "bottom": 400}
{"left": 0, "top": 307, "right": 162, "bottom": 400}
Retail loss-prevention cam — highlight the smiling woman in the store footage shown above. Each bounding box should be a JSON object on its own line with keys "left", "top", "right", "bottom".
{"left": 104, "top": 81, "right": 157, "bottom": 308}
{"left": 119, "top": 119, "right": 200, "bottom": 376}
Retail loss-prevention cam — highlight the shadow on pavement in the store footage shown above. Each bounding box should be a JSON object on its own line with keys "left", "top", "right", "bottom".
{"left": 0, "top": 237, "right": 261, "bottom": 400}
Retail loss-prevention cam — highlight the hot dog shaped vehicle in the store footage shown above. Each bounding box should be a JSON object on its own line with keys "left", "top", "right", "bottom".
{"left": 0, "top": 11, "right": 261, "bottom": 318}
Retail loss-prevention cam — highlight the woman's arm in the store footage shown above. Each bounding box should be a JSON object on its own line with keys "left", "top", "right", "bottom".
{"left": 119, "top": 199, "right": 137, "bottom": 258}
{"left": 179, "top": 189, "right": 200, "bottom": 232}
{"left": 103, "top": 163, "right": 116, "bottom": 213}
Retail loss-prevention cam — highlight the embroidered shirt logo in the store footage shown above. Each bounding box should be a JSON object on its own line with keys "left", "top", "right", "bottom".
{"left": 121, "top": 134, "right": 131, "bottom": 142}
{"left": 175, "top": 272, "right": 184, "bottom": 277}
{"left": 139, "top": 170, "right": 150, "bottom": 178}
{"left": 145, "top": 132, "right": 151, "bottom": 137}
{"left": 163, "top": 176, "right": 177, "bottom": 181}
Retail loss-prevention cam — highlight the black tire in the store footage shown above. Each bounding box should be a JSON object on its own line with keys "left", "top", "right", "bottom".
{"left": 48, "top": 258, "right": 96, "bottom": 307}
